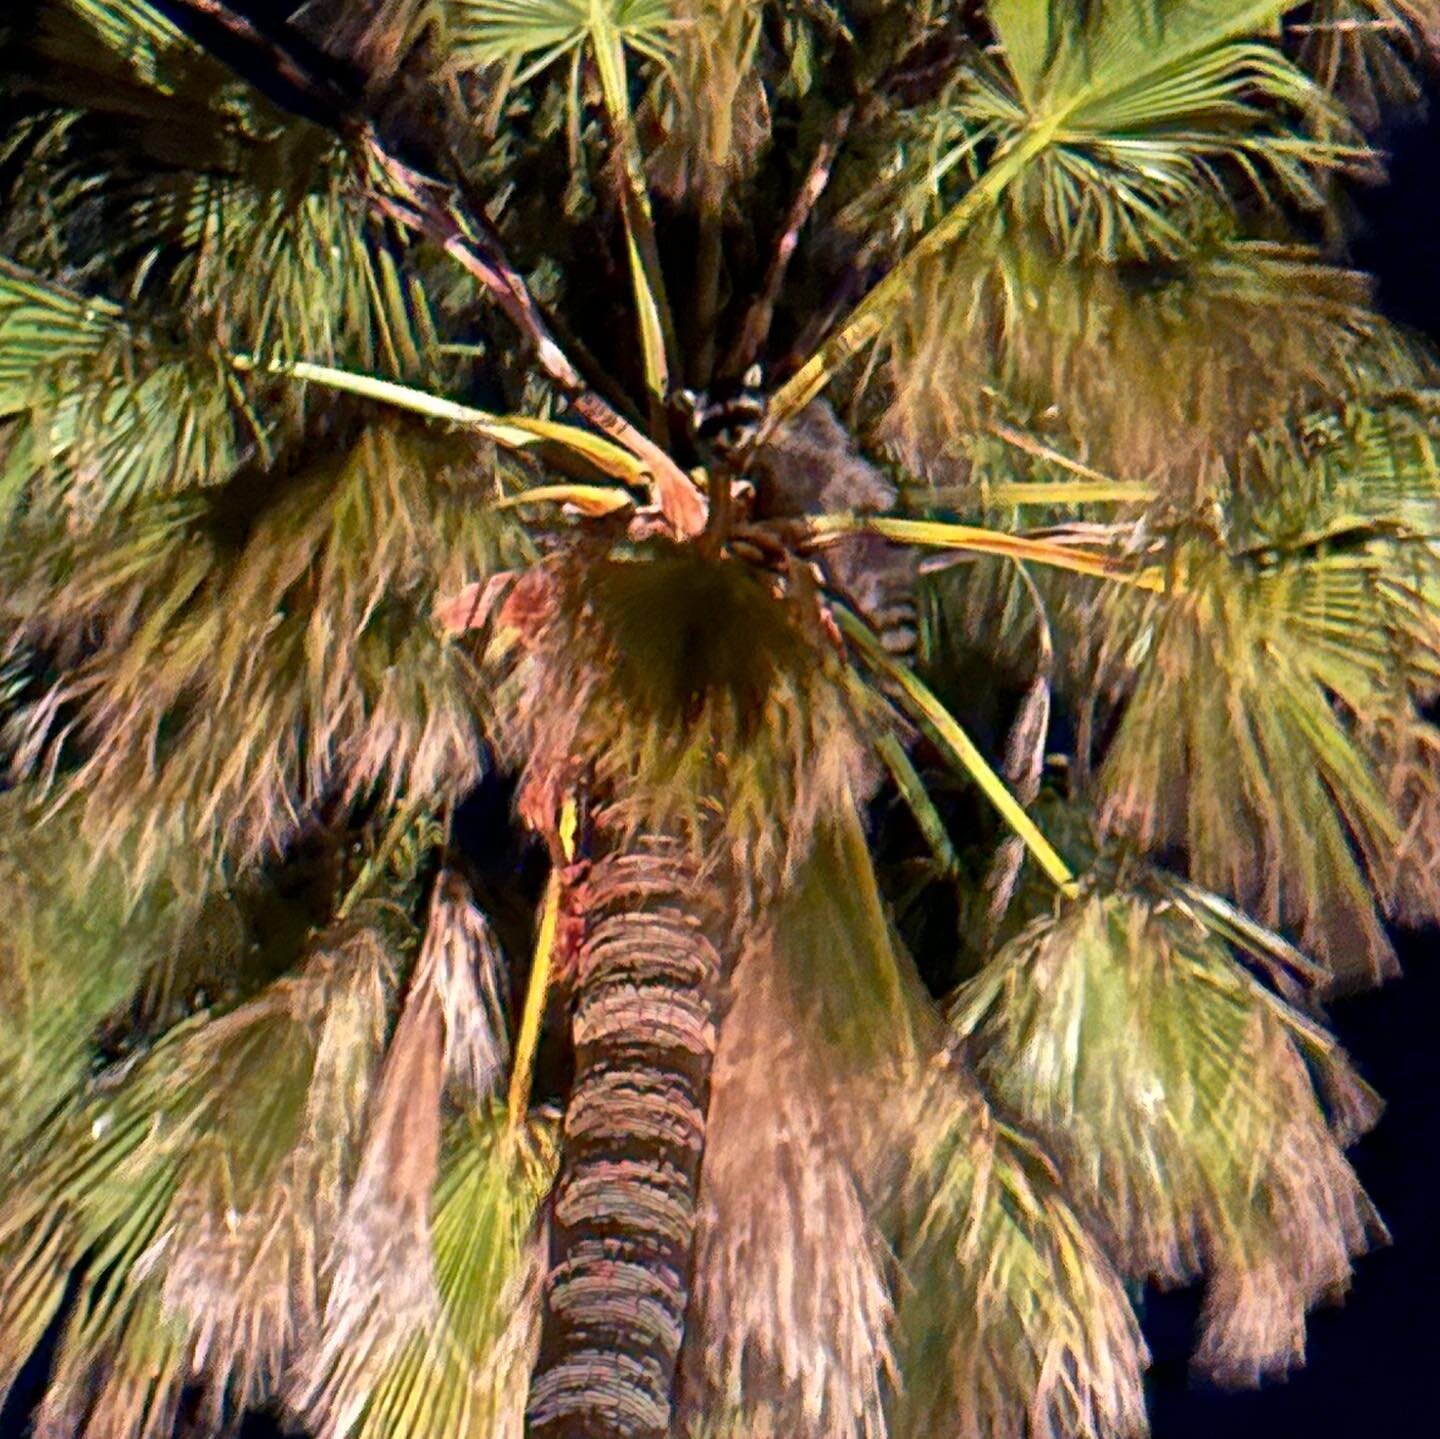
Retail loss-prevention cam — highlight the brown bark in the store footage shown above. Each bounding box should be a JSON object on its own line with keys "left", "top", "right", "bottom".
{"left": 526, "top": 840, "right": 724, "bottom": 1439}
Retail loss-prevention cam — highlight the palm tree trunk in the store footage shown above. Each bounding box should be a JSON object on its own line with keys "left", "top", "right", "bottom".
{"left": 526, "top": 838, "right": 724, "bottom": 1439}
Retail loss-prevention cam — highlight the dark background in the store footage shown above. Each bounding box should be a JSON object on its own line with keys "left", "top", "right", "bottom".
{"left": 3, "top": 58, "right": 1439, "bottom": 1439}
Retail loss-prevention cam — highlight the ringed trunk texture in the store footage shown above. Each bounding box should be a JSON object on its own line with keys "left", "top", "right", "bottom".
{"left": 526, "top": 839, "right": 724, "bottom": 1439}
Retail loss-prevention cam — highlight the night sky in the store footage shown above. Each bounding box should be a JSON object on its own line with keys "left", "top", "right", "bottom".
{"left": 3, "top": 47, "right": 1440, "bottom": 1439}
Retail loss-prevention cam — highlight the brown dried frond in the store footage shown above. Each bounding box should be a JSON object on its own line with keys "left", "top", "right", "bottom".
{"left": 1295, "top": 1, "right": 1440, "bottom": 127}
{"left": 3, "top": 423, "right": 516, "bottom": 875}
{"left": 886, "top": 1061, "right": 1148, "bottom": 1439}
{"left": 678, "top": 796, "right": 957, "bottom": 1438}
{"left": 293, "top": 872, "right": 512, "bottom": 1420}
{"left": 497, "top": 542, "right": 877, "bottom": 892}
{"left": 159, "top": 927, "right": 396, "bottom": 1424}
{"left": 304, "top": 0, "right": 442, "bottom": 93}
{"left": 872, "top": 222, "right": 1386, "bottom": 500}
{"left": 1357, "top": 708, "right": 1440, "bottom": 925}
{"left": 646, "top": 0, "right": 770, "bottom": 203}
{"left": 678, "top": 916, "right": 894, "bottom": 1438}
{"left": 426, "top": 870, "right": 513, "bottom": 1098}
{"left": 950, "top": 890, "right": 1384, "bottom": 1386}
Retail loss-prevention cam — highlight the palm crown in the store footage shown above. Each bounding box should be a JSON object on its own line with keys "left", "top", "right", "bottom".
{"left": 1, "top": 3, "right": 1437, "bottom": 1437}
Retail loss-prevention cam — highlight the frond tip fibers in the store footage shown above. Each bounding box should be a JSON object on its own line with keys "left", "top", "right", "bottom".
{"left": 950, "top": 889, "right": 1384, "bottom": 1385}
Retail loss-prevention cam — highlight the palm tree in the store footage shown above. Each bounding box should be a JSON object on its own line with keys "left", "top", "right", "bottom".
{"left": 1, "top": 1, "right": 1437, "bottom": 1436}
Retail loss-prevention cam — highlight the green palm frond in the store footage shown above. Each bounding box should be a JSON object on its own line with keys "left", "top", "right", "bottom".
{"left": 295, "top": 1105, "right": 558, "bottom": 1439}
{"left": 122, "top": 135, "right": 439, "bottom": 379}
{"left": 32, "top": 0, "right": 206, "bottom": 92}
{"left": 974, "top": 0, "right": 1368, "bottom": 261}
{"left": 0, "top": 920, "right": 399, "bottom": 1437}
{"left": 768, "top": 0, "right": 1371, "bottom": 426}
{"left": 949, "top": 887, "right": 1383, "bottom": 1383}
{"left": 0, "top": 790, "right": 236, "bottom": 1164}
{"left": 3, "top": 423, "right": 520, "bottom": 872}
{"left": 445, "top": 0, "right": 680, "bottom": 420}
{"left": 1093, "top": 530, "right": 1440, "bottom": 983}
{"left": 1288, "top": 394, "right": 1440, "bottom": 538}
{"left": 8, "top": 9, "right": 438, "bottom": 384}
{"left": 887, "top": 1065, "right": 1148, "bottom": 1439}
{"left": 0, "top": 261, "right": 258, "bottom": 517}
{"left": 446, "top": 0, "right": 676, "bottom": 75}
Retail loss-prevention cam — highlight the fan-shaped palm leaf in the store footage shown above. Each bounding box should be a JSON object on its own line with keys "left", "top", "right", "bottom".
{"left": 0, "top": 790, "right": 239, "bottom": 1164}
{"left": 0, "top": 919, "right": 398, "bottom": 1437}
{"left": 769, "top": 0, "right": 1372, "bottom": 426}
{"left": 887, "top": 1063, "right": 1148, "bottom": 1439}
{"left": 950, "top": 886, "right": 1383, "bottom": 1382}
{"left": 1094, "top": 529, "right": 1440, "bottom": 983}
{"left": 296, "top": 1107, "right": 557, "bottom": 1439}
{"left": 0, "top": 262, "right": 259, "bottom": 517}
{"left": 871, "top": 221, "right": 1390, "bottom": 497}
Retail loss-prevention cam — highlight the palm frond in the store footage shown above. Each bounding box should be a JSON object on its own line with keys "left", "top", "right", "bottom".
{"left": 976, "top": 0, "right": 1369, "bottom": 261}
{"left": 446, "top": 0, "right": 676, "bottom": 75}
{"left": 8, "top": 8, "right": 439, "bottom": 383}
{"left": 497, "top": 545, "right": 877, "bottom": 888}
{"left": 949, "top": 887, "right": 1383, "bottom": 1383}
{"left": 446, "top": 0, "right": 680, "bottom": 420}
{"left": 124, "top": 138, "right": 441, "bottom": 379}
{"left": 1093, "top": 531, "right": 1440, "bottom": 984}
{"left": 0, "top": 790, "right": 233, "bottom": 1165}
{"left": 294, "top": 1105, "right": 558, "bottom": 1439}
{"left": 1293, "top": 0, "right": 1440, "bottom": 126}
{"left": 886, "top": 1064, "right": 1148, "bottom": 1439}
{"left": 767, "top": 0, "right": 1368, "bottom": 426}
{"left": 870, "top": 222, "right": 1390, "bottom": 499}
{"left": 290, "top": 879, "right": 529, "bottom": 1436}
{"left": 3, "top": 423, "right": 520, "bottom": 873}
{"left": 680, "top": 801, "right": 938, "bottom": 1439}
{"left": 0, "top": 919, "right": 399, "bottom": 1436}
{"left": 0, "top": 261, "right": 257, "bottom": 517}
{"left": 644, "top": 0, "right": 768, "bottom": 204}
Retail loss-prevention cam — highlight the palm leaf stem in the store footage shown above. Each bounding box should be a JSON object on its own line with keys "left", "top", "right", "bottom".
{"left": 875, "top": 728, "right": 962, "bottom": 879}
{"left": 588, "top": 15, "right": 679, "bottom": 437}
{"left": 836, "top": 606, "right": 1080, "bottom": 897}
{"left": 363, "top": 134, "right": 706, "bottom": 534}
{"left": 234, "top": 353, "right": 651, "bottom": 485}
{"left": 335, "top": 794, "right": 434, "bottom": 922}
{"left": 505, "top": 869, "right": 560, "bottom": 1136}
{"left": 762, "top": 116, "right": 1063, "bottom": 435}
{"left": 985, "top": 421, "right": 1158, "bottom": 499}
{"left": 808, "top": 514, "right": 1167, "bottom": 591}
{"left": 722, "top": 102, "right": 856, "bottom": 382}
{"left": 506, "top": 796, "right": 577, "bottom": 1134}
